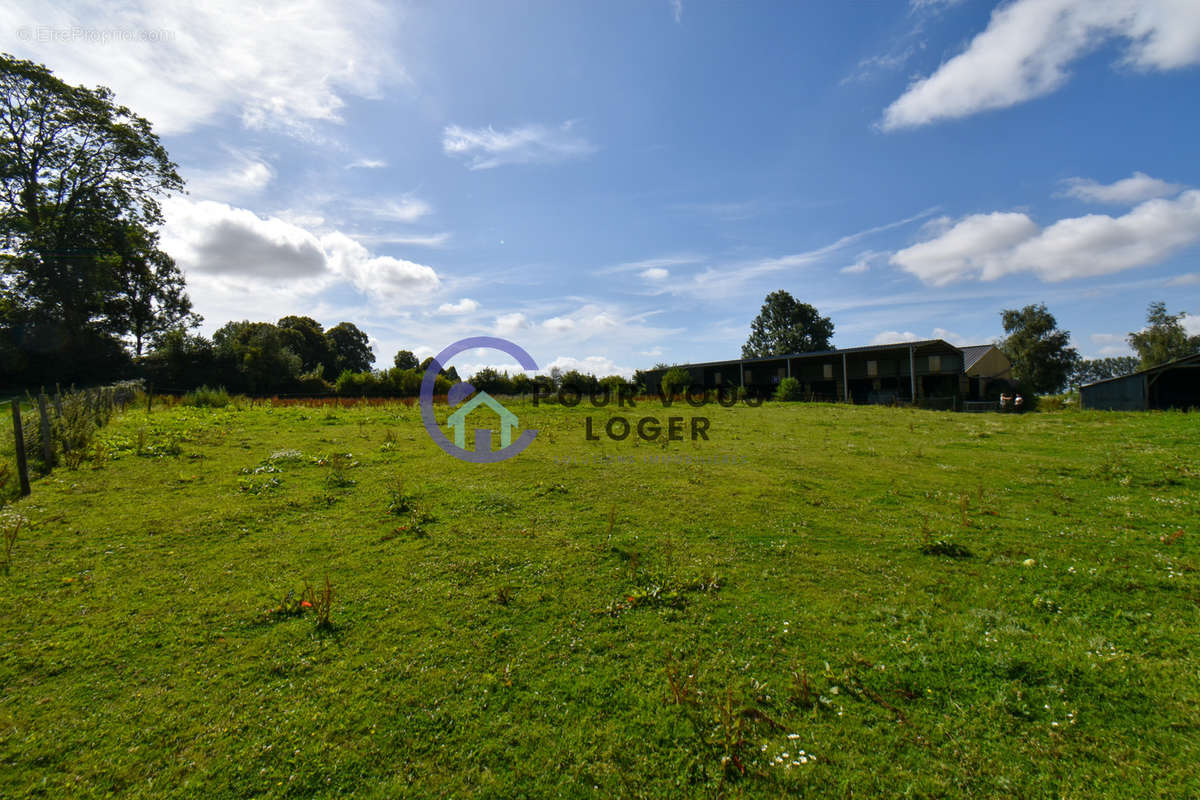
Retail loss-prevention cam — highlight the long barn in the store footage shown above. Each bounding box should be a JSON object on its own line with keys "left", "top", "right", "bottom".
{"left": 641, "top": 339, "right": 1012, "bottom": 408}
{"left": 1079, "top": 353, "right": 1200, "bottom": 411}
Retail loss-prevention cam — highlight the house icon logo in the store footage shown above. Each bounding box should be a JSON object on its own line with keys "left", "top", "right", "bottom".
{"left": 419, "top": 336, "right": 540, "bottom": 464}
{"left": 446, "top": 390, "right": 519, "bottom": 451}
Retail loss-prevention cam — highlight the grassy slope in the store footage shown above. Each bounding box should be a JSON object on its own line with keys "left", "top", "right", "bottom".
{"left": 0, "top": 399, "right": 1197, "bottom": 798}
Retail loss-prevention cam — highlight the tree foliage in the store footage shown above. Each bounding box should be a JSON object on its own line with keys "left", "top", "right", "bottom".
{"left": 998, "top": 304, "right": 1079, "bottom": 395}
{"left": 393, "top": 349, "right": 419, "bottom": 371}
{"left": 325, "top": 322, "right": 374, "bottom": 374}
{"left": 742, "top": 290, "right": 834, "bottom": 358}
{"left": 0, "top": 53, "right": 192, "bottom": 384}
{"left": 660, "top": 366, "right": 691, "bottom": 396}
{"left": 774, "top": 376, "right": 803, "bottom": 401}
{"left": 1069, "top": 356, "right": 1139, "bottom": 388}
{"left": 1127, "top": 302, "right": 1200, "bottom": 369}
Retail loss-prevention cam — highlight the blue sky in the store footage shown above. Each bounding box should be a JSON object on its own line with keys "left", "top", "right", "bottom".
{"left": 6, "top": 0, "right": 1200, "bottom": 376}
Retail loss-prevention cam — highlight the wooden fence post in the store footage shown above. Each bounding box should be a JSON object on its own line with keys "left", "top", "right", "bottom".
{"left": 37, "top": 394, "right": 54, "bottom": 469}
{"left": 11, "top": 400, "right": 31, "bottom": 496}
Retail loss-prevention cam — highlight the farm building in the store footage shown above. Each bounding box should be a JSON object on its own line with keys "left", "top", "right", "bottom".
{"left": 641, "top": 339, "right": 1013, "bottom": 408}
{"left": 1079, "top": 353, "right": 1200, "bottom": 411}
{"left": 960, "top": 344, "right": 1013, "bottom": 401}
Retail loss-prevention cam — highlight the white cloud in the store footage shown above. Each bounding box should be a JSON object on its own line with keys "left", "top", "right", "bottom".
{"left": 931, "top": 327, "right": 967, "bottom": 345}
{"left": 1000, "top": 191, "right": 1200, "bottom": 281}
{"left": 185, "top": 153, "right": 274, "bottom": 201}
{"left": 1167, "top": 272, "right": 1200, "bottom": 286}
{"left": 640, "top": 267, "right": 670, "bottom": 281}
{"left": 543, "top": 316, "right": 576, "bottom": 333}
{"left": 891, "top": 190, "right": 1200, "bottom": 284}
{"left": 882, "top": 0, "right": 1200, "bottom": 130}
{"left": 1090, "top": 334, "right": 1134, "bottom": 356}
{"left": 437, "top": 298, "right": 479, "bottom": 315}
{"left": 543, "top": 355, "right": 635, "bottom": 379}
{"left": 670, "top": 0, "right": 683, "bottom": 24}
{"left": 162, "top": 198, "right": 327, "bottom": 281}
{"left": 495, "top": 312, "right": 530, "bottom": 335}
{"left": 868, "top": 328, "right": 965, "bottom": 345}
{"left": 890, "top": 212, "right": 1040, "bottom": 286}
{"left": 160, "top": 198, "right": 439, "bottom": 304}
{"left": 346, "top": 158, "right": 387, "bottom": 169}
{"left": 1184, "top": 314, "right": 1200, "bottom": 337}
{"left": 320, "top": 231, "right": 440, "bottom": 300}
{"left": 870, "top": 331, "right": 921, "bottom": 344}
{"left": 356, "top": 232, "right": 452, "bottom": 248}
{"left": 1061, "top": 171, "right": 1184, "bottom": 204}
{"left": 840, "top": 250, "right": 888, "bottom": 274}
{"left": 442, "top": 121, "right": 596, "bottom": 169}
{"left": 600, "top": 254, "right": 705, "bottom": 275}
{"left": 364, "top": 196, "right": 433, "bottom": 223}
{"left": 1, "top": 0, "right": 402, "bottom": 135}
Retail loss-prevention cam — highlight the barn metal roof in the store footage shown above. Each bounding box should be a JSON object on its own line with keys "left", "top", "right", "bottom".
{"left": 958, "top": 344, "right": 997, "bottom": 371}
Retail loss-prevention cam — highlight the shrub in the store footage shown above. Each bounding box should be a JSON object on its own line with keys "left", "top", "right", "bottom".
{"left": 334, "top": 370, "right": 382, "bottom": 397}
{"left": 660, "top": 366, "right": 691, "bottom": 396}
{"left": 184, "top": 385, "right": 231, "bottom": 408}
{"left": 296, "top": 367, "right": 332, "bottom": 395}
{"left": 774, "top": 376, "right": 803, "bottom": 401}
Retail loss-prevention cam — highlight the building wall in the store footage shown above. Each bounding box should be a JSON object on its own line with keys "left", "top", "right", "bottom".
{"left": 966, "top": 348, "right": 1012, "bottom": 379}
{"left": 1081, "top": 374, "right": 1146, "bottom": 410}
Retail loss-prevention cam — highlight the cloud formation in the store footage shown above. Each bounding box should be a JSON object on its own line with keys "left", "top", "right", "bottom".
{"left": 891, "top": 189, "right": 1200, "bottom": 284}
{"left": 1060, "top": 171, "right": 1184, "bottom": 205}
{"left": 437, "top": 298, "right": 479, "bottom": 314}
{"left": 161, "top": 198, "right": 439, "bottom": 301}
{"left": 1, "top": 0, "right": 401, "bottom": 135}
{"left": 442, "top": 121, "right": 596, "bottom": 169}
{"left": 882, "top": 0, "right": 1200, "bottom": 130}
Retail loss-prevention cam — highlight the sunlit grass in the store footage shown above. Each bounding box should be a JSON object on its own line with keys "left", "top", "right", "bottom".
{"left": 0, "top": 399, "right": 1196, "bottom": 798}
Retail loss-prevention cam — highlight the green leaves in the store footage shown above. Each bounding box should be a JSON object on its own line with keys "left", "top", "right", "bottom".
{"left": 742, "top": 290, "right": 834, "bottom": 358}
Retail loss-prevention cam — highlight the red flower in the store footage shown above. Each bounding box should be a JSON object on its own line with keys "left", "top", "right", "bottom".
{"left": 301, "top": 600, "right": 313, "bottom": 608}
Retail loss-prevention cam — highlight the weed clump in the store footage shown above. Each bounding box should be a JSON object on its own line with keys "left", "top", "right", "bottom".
{"left": 266, "top": 576, "right": 335, "bottom": 629}
{"left": 919, "top": 540, "right": 973, "bottom": 559}
{"left": 183, "top": 386, "right": 231, "bottom": 408}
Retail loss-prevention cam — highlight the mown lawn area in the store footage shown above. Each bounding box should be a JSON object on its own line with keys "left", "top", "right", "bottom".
{"left": 1, "top": 398, "right": 1197, "bottom": 798}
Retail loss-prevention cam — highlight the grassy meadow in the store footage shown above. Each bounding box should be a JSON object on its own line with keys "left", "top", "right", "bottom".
{"left": 0, "top": 396, "right": 1197, "bottom": 798}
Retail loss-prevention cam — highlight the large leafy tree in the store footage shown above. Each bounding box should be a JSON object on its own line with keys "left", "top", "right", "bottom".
{"left": 999, "top": 304, "right": 1080, "bottom": 394}
{"left": 742, "top": 290, "right": 834, "bottom": 357}
{"left": 393, "top": 349, "right": 419, "bottom": 370}
{"left": 325, "top": 321, "right": 374, "bottom": 374}
{"left": 0, "top": 53, "right": 189, "bottom": 382}
{"left": 1127, "top": 302, "right": 1200, "bottom": 369}
{"left": 106, "top": 223, "right": 198, "bottom": 355}
{"left": 278, "top": 315, "right": 336, "bottom": 377}
{"left": 213, "top": 321, "right": 301, "bottom": 394}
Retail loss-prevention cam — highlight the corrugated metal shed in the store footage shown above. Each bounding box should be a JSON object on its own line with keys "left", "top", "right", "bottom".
{"left": 1080, "top": 353, "right": 1200, "bottom": 410}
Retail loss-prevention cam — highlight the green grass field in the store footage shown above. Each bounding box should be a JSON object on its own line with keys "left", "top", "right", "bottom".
{"left": 1, "top": 398, "right": 1197, "bottom": 798}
